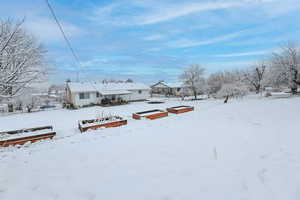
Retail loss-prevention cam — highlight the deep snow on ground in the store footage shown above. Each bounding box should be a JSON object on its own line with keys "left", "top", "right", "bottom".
{"left": 1, "top": 96, "right": 300, "bottom": 200}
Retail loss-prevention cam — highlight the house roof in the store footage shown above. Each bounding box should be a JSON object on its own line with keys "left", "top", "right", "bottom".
{"left": 67, "top": 82, "right": 96, "bottom": 93}
{"left": 100, "top": 90, "right": 132, "bottom": 95}
{"left": 67, "top": 82, "right": 150, "bottom": 94}
{"left": 151, "top": 81, "right": 169, "bottom": 88}
{"left": 151, "top": 81, "right": 184, "bottom": 88}
{"left": 168, "top": 82, "right": 184, "bottom": 88}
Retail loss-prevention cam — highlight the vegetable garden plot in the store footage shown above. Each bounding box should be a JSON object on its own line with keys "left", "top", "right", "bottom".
{"left": 167, "top": 106, "right": 194, "bottom": 114}
{"left": 147, "top": 101, "right": 164, "bottom": 104}
{"left": 78, "top": 116, "right": 127, "bottom": 132}
{"left": 0, "top": 126, "right": 56, "bottom": 147}
{"left": 132, "top": 109, "right": 168, "bottom": 120}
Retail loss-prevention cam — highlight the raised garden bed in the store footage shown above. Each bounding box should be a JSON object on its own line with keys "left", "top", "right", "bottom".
{"left": 79, "top": 116, "right": 127, "bottom": 132}
{"left": 167, "top": 106, "right": 194, "bottom": 114}
{"left": 132, "top": 109, "right": 168, "bottom": 120}
{"left": 147, "top": 101, "right": 165, "bottom": 104}
{"left": 0, "top": 126, "right": 56, "bottom": 147}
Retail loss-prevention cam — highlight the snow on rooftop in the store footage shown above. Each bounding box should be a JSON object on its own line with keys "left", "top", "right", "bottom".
{"left": 168, "top": 82, "right": 184, "bottom": 88}
{"left": 152, "top": 81, "right": 184, "bottom": 88}
{"left": 67, "top": 82, "right": 150, "bottom": 93}
{"left": 100, "top": 90, "right": 132, "bottom": 95}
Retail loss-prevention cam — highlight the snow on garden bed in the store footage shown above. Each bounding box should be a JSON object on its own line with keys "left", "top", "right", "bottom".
{"left": 0, "top": 126, "right": 56, "bottom": 147}
{"left": 0, "top": 128, "right": 54, "bottom": 141}
{"left": 138, "top": 110, "right": 165, "bottom": 116}
{"left": 132, "top": 109, "right": 168, "bottom": 120}
{"left": 269, "top": 92, "right": 292, "bottom": 98}
{"left": 167, "top": 105, "right": 194, "bottom": 114}
{"left": 78, "top": 116, "right": 127, "bottom": 132}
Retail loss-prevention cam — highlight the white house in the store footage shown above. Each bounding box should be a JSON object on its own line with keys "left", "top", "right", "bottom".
{"left": 151, "top": 81, "right": 189, "bottom": 96}
{"left": 66, "top": 82, "right": 150, "bottom": 108}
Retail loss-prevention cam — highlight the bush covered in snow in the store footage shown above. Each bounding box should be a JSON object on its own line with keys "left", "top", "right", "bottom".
{"left": 217, "top": 83, "right": 249, "bottom": 103}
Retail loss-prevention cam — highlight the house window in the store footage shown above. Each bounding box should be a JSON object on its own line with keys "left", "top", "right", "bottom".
{"left": 112, "top": 95, "right": 116, "bottom": 101}
{"left": 96, "top": 92, "right": 100, "bottom": 98}
{"left": 79, "top": 92, "right": 90, "bottom": 99}
{"left": 177, "top": 88, "right": 181, "bottom": 92}
{"left": 138, "top": 90, "right": 142, "bottom": 94}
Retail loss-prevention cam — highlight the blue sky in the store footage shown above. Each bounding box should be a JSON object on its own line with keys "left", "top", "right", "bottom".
{"left": 1, "top": 0, "right": 300, "bottom": 84}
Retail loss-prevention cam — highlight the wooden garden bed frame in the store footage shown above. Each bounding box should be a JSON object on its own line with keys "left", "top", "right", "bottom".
{"left": 167, "top": 106, "right": 194, "bottom": 114}
{"left": 79, "top": 117, "right": 127, "bottom": 132}
{"left": 132, "top": 109, "right": 168, "bottom": 120}
{"left": 0, "top": 126, "right": 56, "bottom": 147}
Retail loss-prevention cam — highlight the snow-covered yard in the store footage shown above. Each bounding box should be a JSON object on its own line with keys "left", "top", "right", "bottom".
{"left": 1, "top": 96, "right": 300, "bottom": 200}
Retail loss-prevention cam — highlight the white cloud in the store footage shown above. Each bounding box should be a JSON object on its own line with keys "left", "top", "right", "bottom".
{"left": 143, "top": 34, "right": 164, "bottom": 41}
{"left": 80, "top": 58, "right": 109, "bottom": 68}
{"left": 138, "top": 1, "right": 244, "bottom": 25}
{"left": 259, "top": 0, "right": 300, "bottom": 17}
{"left": 167, "top": 30, "right": 244, "bottom": 48}
{"left": 212, "top": 50, "right": 271, "bottom": 57}
{"left": 24, "top": 18, "right": 84, "bottom": 43}
{"left": 204, "top": 60, "right": 257, "bottom": 72}
{"left": 90, "top": 0, "right": 281, "bottom": 26}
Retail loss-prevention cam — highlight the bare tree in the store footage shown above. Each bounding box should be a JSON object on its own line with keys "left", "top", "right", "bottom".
{"left": 242, "top": 63, "right": 266, "bottom": 94}
{"left": 179, "top": 64, "right": 205, "bottom": 99}
{"left": 270, "top": 42, "right": 300, "bottom": 94}
{"left": 0, "top": 19, "right": 47, "bottom": 99}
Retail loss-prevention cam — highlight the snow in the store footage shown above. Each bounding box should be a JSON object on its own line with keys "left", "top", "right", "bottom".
{"left": 169, "top": 106, "right": 192, "bottom": 110}
{"left": 151, "top": 81, "right": 184, "bottom": 88}
{"left": 67, "top": 82, "right": 150, "bottom": 93}
{"left": 100, "top": 89, "right": 131, "bottom": 95}
{"left": 138, "top": 111, "right": 165, "bottom": 117}
{"left": 135, "top": 110, "right": 166, "bottom": 117}
{"left": 1, "top": 96, "right": 300, "bottom": 200}
{"left": 0, "top": 129, "right": 54, "bottom": 141}
{"left": 79, "top": 118, "right": 124, "bottom": 128}
{"left": 168, "top": 82, "right": 184, "bottom": 88}
{"left": 269, "top": 92, "right": 292, "bottom": 98}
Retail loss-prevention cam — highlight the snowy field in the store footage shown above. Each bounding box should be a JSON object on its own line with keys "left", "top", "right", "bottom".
{"left": 1, "top": 96, "right": 300, "bottom": 200}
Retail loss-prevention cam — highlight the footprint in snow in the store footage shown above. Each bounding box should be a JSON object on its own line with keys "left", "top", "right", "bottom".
{"left": 257, "top": 168, "right": 268, "bottom": 184}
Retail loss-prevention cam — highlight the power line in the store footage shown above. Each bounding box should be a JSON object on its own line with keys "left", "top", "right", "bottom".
{"left": 45, "top": 0, "right": 81, "bottom": 81}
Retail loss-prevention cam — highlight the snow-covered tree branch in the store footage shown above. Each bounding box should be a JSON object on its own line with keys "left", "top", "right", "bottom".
{"left": 0, "top": 19, "right": 47, "bottom": 99}
{"left": 217, "top": 83, "right": 248, "bottom": 103}
{"left": 242, "top": 63, "right": 266, "bottom": 94}
{"left": 179, "top": 64, "right": 205, "bottom": 99}
{"left": 269, "top": 42, "right": 300, "bottom": 94}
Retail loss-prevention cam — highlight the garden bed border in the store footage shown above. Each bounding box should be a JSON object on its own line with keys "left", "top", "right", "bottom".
{"left": 0, "top": 126, "right": 56, "bottom": 147}
{"left": 78, "top": 117, "right": 127, "bottom": 132}
{"left": 167, "top": 106, "right": 194, "bottom": 114}
{"left": 132, "top": 109, "right": 168, "bottom": 120}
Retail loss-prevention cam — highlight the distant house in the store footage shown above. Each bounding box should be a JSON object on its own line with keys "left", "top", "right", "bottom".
{"left": 66, "top": 82, "right": 150, "bottom": 108}
{"left": 151, "top": 81, "right": 188, "bottom": 96}
{"left": 151, "top": 81, "right": 170, "bottom": 95}
{"left": 168, "top": 82, "right": 186, "bottom": 96}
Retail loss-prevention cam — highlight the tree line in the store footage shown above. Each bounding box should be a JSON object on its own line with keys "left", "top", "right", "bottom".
{"left": 180, "top": 42, "right": 300, "bottom": 102}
